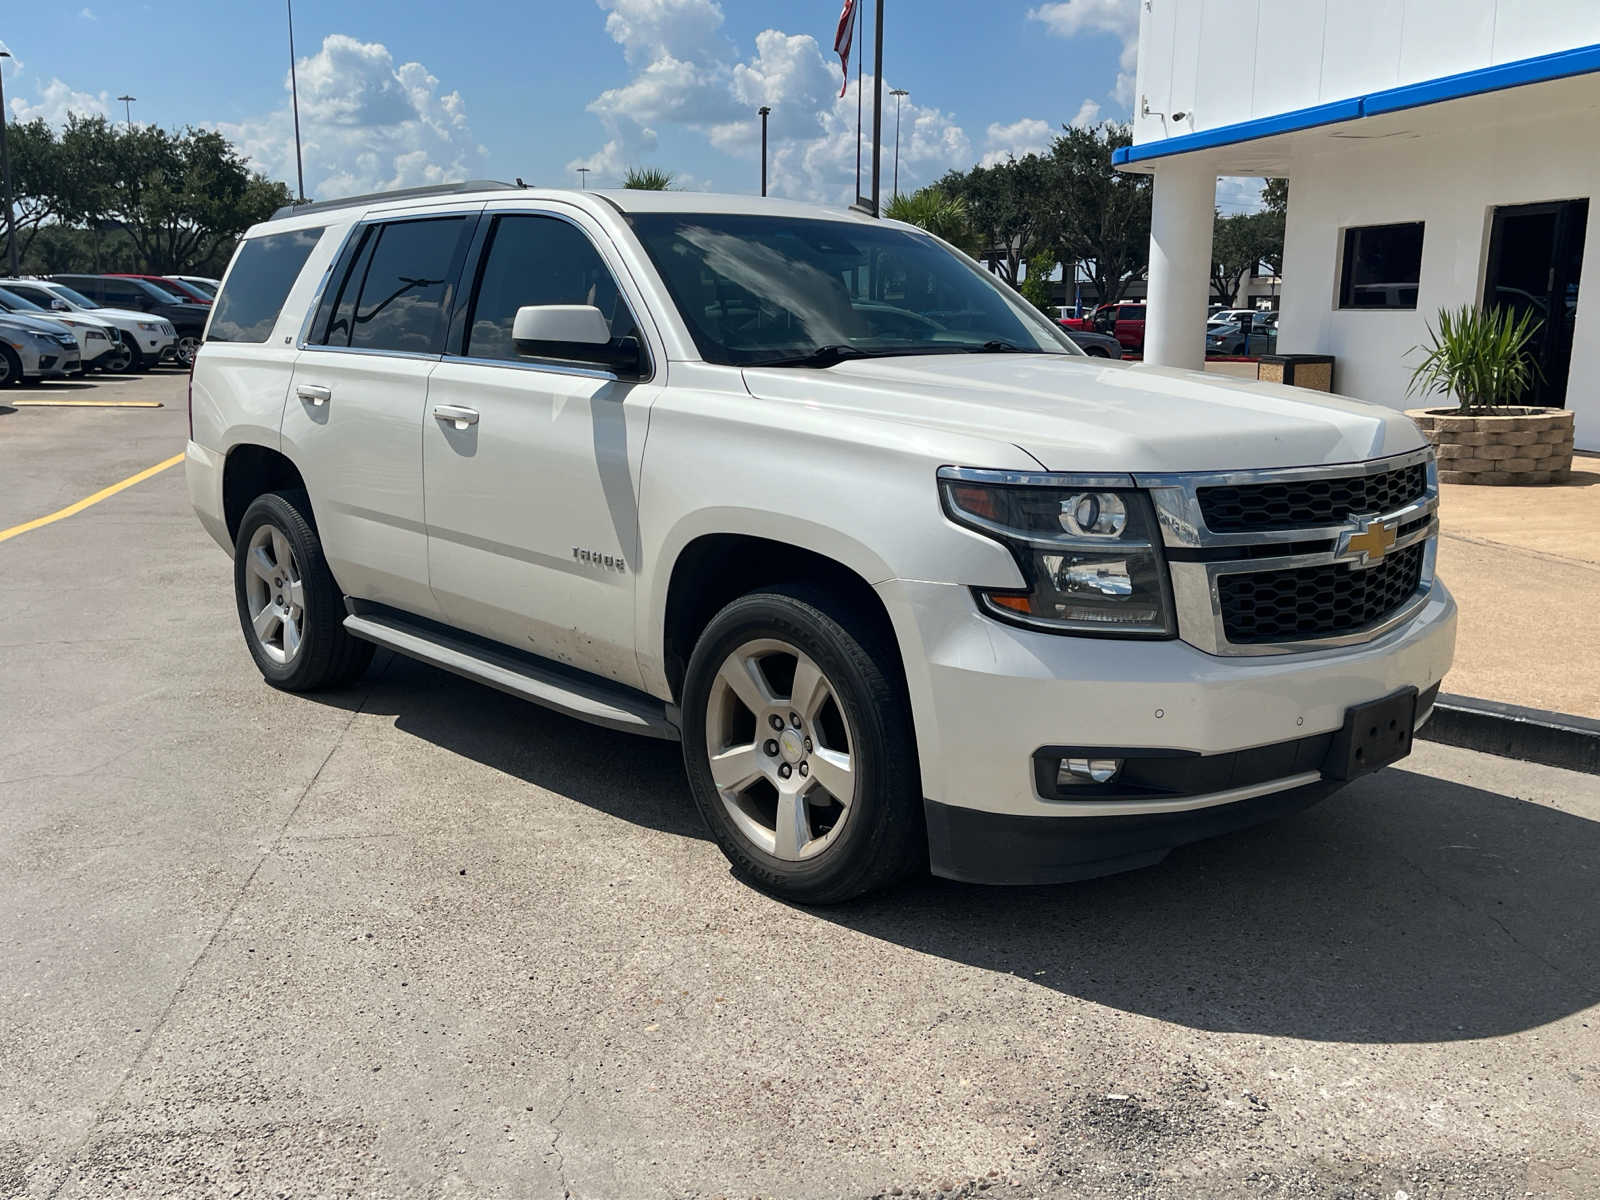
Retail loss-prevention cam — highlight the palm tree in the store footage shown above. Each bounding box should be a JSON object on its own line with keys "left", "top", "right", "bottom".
{"left": 883, "top": 186, "right": 977, "bottom": 253}
{"left": 622, "top": 166, "right": 676, "bottom": 190}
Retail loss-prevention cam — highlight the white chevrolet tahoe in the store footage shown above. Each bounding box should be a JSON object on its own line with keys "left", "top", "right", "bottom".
{"left": 187, "top": 184, "right": 1456, "bottom": 902}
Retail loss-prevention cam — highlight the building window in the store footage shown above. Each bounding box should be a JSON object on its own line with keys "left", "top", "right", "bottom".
{"left": 1339, "top": 222, "right": 1424, "bottom": 309}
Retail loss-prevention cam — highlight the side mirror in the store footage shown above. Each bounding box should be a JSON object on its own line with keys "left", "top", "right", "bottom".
{"left": 512, "top": 304, "right": 642, "bottom": 376}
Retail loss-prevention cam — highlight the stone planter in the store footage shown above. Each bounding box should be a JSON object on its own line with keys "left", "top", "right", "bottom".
{"left": 1406, "top": 407, "right": 1576, "bottom": 485}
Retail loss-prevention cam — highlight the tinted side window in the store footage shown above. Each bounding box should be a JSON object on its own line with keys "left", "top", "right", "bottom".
{"left": 334, "top": 217, "right": 468, "bottom": 355}
{"left": 208, "top": 227, "right": 324, "bottom": 343}
{"left": 101, "top": 282, "right": 144, "bottom": 307}
{"left": 464, "top": 215, "right": 637, "bottom": 362}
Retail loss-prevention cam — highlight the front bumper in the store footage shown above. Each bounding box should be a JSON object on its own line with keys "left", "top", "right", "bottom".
{"left": 32, "top": 349, "right": 81, "bottom": 378}
{"left": 877, "top": 577, "right": 1457, "bottom": 881}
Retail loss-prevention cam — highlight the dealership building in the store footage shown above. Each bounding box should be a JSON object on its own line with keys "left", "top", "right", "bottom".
{"left": 1117, "top": 1, "right": 1600, "bottom": 451}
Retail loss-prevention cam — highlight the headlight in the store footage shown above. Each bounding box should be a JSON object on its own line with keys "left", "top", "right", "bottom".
{"left": 138, "top": 321, "right": 158, "bottom": 331}
{"left": 939, "top": 470, "right": 1176, "bottom": 637}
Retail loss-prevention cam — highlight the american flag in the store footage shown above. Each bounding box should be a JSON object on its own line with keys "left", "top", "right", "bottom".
{"left": 833, "top": 0, "right": 856, "bottom": 98}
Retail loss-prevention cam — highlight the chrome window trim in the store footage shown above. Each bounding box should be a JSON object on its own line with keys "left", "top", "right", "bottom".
{"left": 292, "top": 343, "right": 442, "bottom": 364}
{"left": 438, "top": 353, "right": 637, "bottom": 385}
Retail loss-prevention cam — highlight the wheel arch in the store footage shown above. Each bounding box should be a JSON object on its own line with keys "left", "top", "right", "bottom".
{"left": 654, "top": 525, "right": 901, "bottom": 707}
{"left": 222, "top": 443, "right": 310, "bottom": 543}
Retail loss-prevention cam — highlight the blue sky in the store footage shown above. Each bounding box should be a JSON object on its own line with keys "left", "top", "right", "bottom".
{"left": 0, "top": 1, "right": 1149, "bottom": 202}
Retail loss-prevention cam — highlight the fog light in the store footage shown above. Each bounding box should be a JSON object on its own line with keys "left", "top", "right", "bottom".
{"left": 1058, "top": 757, "right": 1122, "bottom": 786}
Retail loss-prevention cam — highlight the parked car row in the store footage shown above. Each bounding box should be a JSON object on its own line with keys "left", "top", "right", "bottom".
{"left": 1058, "top": 302, "right": 1281, "bottom": 357}
{"left": 0, "top": 273, "right": 217, "bottom": 383}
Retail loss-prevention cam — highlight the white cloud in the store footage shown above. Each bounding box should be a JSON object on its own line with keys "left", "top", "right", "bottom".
{"left": 979, "top": 117, "right": 1052, "bottom": 167}
{"left": 572, "top": 1, "right": 972, "bottom": 200}
{"left": 1029, "top": 0, "right": 1140, "bottom": 107}
{"left": 1069, "top": 98, "right": 1102, "bottom": 128}
{"left": 9, "top": 78, "right": 112, "bottom": 124}
{"left": 1217, "top": 176, "right": 1269, "bottom": 214}
{"left": 216, "top": 34, "right": 486, "bottom": 200}
{"left": 79, "top": 7, "right": 97, "bottom": 20}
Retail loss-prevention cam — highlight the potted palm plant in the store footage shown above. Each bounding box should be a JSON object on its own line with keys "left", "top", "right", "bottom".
{"left": 1405, "top": 305, "right": 1575, "bottom": 484}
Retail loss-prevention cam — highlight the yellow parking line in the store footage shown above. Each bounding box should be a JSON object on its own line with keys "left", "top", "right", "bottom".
{"left": 0, "top": 452, "right": 185, "bottom": 544}
{"left": 8, "top": 399, "right": 164, "bottom": 408}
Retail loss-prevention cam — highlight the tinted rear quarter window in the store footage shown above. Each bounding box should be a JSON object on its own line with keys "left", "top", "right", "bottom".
{"left": 209, "top": 228, "right": 324, "bottom": 343}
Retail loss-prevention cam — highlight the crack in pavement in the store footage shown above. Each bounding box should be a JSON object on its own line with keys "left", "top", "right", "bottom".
{"left": 40, "top": 658, "right": 390, "bottom": 1200}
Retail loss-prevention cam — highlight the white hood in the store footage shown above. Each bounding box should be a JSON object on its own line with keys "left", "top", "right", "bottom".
{"left": 741, "top": 355, "right": 1424, "bottom": 473}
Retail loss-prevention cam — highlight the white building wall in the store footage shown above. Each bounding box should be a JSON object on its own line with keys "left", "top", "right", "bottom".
{"left": 1133, "top": 0, "right": 1600, "bottom": 146}
{"left": 1277, "top": 109, "right": 1600, "bottom": 449}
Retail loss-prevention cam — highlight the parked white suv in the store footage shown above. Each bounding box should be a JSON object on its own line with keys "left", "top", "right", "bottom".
{"left": 187, "top": 184, "right": 1456, "bottom": 902}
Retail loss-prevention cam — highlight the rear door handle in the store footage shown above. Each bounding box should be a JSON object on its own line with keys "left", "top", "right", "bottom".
{"left": 296, "top": 383, "right": 331, "bottom": 406}
{"left": 433, "top": 404, "right": 480, "bottom": 429}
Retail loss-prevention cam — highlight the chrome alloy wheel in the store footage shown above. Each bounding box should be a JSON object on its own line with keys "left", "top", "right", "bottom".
{"left": 243, "top": 524, "right": 305, "bottom": 665}
{"left": 176, "top": 334, "right": 200, "bottom": 367}
{"left": 704, "top": 638, "right": 858, "bottom": 861}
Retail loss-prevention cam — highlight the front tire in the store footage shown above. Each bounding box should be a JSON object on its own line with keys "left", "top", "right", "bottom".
{"left": 233, "top": 490, "right": 374, "bottom": 692}
{"left": 176, "top": 334, "right": 200, "bottom": 368}
{"left": 0, "top": 347, "right": 19, "bottom": 387}
{"left": 101, "top": 343, "right": 134, "bottom": 373}
{"left": 680, "top": 586, "right": 923, "bottom": 904}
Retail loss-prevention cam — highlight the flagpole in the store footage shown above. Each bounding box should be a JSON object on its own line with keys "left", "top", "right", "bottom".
{"left": 869, "top": 0, "right": 884, "bottom": 216}
{"left": 854, "top": 0, "right": 863, "bottom": 199}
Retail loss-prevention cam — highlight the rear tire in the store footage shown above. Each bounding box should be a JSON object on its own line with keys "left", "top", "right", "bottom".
{"left": 0, "top": 347, "right": 19, "bottom": 387}
{"left": 680, "top": 585, "right": 923, "bottom": 904}
{"left": 233, "top": 490, "right": 374, "bottom": 692}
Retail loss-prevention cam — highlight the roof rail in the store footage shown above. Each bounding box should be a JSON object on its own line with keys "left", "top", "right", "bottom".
{"left": 271, "top": 179, "right": 518, "bottom": 220}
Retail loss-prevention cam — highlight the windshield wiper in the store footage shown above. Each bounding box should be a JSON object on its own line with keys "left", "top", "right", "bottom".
{"left": 746, "top": 344, "right": 873, "bottom": 369}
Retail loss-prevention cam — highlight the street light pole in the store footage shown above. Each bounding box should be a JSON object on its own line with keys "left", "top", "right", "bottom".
{"left": 758, "top": 106, "right": 770, "bottom": 196}
{"left": 889, "top": 88, "right": 908, "bottom": 200}
{"left": 287, "top": 0, "right": 306, "bottom": 202}
{"left": 117, "top": 94, "right": 137, "bottom": 127}
{"left": 0, "top": 52, "right": 17, "bottom": 277}
{"left": 576, "top": 167, "right": 590, "bottom": 188}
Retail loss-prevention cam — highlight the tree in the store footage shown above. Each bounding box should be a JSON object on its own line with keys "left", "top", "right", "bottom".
{"left": 1046, "top": 124, "right": 1151, "bottom": 307}
{"left": 1019, "top": 253, "right": 1056, "bottom": 315}
{"left": 938, "top": 153, "right": 1055, "bottom": 287}
{"left": 622, "top": 166, "right": 676, "bottom": 190}
{"left": 1262, "top": 177, "right": 1289, "bottom": 215}
{"left": 883, "top": 185, "right": 977, "bottom": 253}
{"left": 1210, "top": 210, "right": 1281, "bottom": 305}
{"left": 56, "top": 116, "right": 290, "bottom": 274}
{"left": 1, "top": 120, "right": 68, "bottom": 264}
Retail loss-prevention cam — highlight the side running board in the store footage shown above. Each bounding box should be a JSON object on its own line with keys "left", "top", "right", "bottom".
{"left": 344, "top": 611, "right": 679, "bottom": 741}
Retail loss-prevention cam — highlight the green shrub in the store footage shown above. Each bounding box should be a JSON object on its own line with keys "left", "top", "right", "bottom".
{"left": 1407, "top": 304, "right": 1543, "bottom": 414}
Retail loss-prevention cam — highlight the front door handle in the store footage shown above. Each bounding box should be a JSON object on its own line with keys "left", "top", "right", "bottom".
{"left": 433, "top": 404, "right": 480, "bottom": 430}
{"left": 296, "top": 383, "right": 331, "bottom": 407}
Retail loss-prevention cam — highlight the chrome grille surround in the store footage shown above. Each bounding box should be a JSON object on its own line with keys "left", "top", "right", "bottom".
{"left": 1136, "top": 447, "right": 1439, "bottom": 657}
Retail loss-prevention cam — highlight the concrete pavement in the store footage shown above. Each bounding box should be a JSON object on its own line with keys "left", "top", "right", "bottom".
{"left": 2, "top": 374, "right": 1598, "bottom": 1199}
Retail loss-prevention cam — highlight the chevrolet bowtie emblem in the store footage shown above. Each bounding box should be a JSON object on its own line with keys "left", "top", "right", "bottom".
{"left": 1345, "top": 519, "right": 1397, "bottom": 565}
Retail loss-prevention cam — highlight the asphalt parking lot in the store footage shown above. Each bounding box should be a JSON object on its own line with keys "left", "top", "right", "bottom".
{"left": 3, "top": 373, "right": 1599, "bottom": 1199}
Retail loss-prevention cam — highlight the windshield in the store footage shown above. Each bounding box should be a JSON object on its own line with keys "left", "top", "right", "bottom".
{"left": 136, "top": 280, "right": 184, "bottom": 304}
{"left": 175, "top": 277, "right": 217, "bottom": 296}
{"left": 0, "top": 286, "right": 49, "bottom": 313}
{"left": 627, "top": 212, "right": 1081, "bottom": 366}
{"left": 49, "top": 284, "right": 98, "bottom": 309}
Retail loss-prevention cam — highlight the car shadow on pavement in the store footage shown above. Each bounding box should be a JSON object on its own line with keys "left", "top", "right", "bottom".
{"left": 817, "top": 767, "right": 1600, "bottom": 1045}
{"left": 345, "top": 652, "right": 705, "bottom": 841}
{"left": 321, "top": 657, "right": 1598, "bottom": 1045}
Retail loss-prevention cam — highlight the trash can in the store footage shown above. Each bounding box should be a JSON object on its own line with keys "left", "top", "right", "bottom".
{"left": 1258, "top": 354, "right": 1334, "bottom": 392}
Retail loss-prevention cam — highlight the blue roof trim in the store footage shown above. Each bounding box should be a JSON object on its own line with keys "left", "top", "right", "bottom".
{"left": 1115, "top": 98, "right": 1361, "bottom": 165}
{"left": 1363, "top": 41, "right": 1600, "bottom": 115}
{"left": 1118, "top": 41, "right": 1600, "bottom": 166}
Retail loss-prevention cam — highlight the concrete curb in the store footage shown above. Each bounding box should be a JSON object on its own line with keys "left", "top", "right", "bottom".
{"left": 1418, "top": 693, "right": 1600, "bottom": 775}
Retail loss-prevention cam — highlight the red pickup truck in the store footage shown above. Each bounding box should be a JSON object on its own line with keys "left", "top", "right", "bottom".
{"left": 1060, "top": 302, "right": 1146, "bottom": 354}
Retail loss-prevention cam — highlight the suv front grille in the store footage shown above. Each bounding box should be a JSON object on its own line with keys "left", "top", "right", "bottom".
{"left": 1216, "top": 544, "right": 1426, "bottom": 644}
{"left": 1197, "top": 462, "right": 1428, "bottom": 533}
